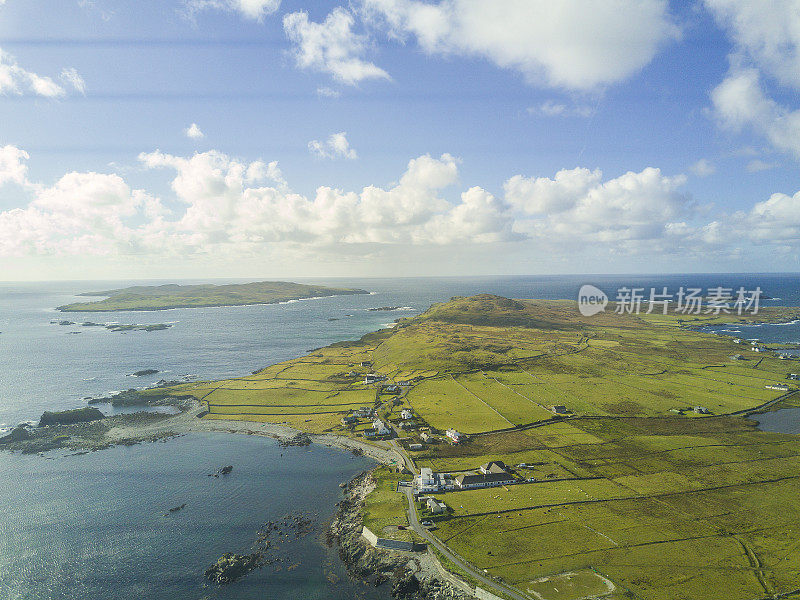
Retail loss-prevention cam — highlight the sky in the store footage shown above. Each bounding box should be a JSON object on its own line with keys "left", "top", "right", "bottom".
{"left": 0, "top": 0, "right": 800, "bottom": 280}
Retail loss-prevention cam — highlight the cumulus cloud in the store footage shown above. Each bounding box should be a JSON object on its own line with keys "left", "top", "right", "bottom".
{"left": 185, "top": 123, "right": 205, "bottom": 140}
{"left": 711, "top": 68, "right": 800, "bottom": 159}
{"left": 184, "top": 0, "right": 281, "bottom": 21}
{"left": 0, "top": 48, "right": 66, "bottom": 97}
{"left": 0, "top": 145, "right": 30, "bottom": 187}
{"left": 59, "top": 68, "right": 86, "bottom": 95}
{"left": 6, "top": 145, "right": 800, "bottom": 266}
{"left": 361, "top": 0, "right": 680, "bottom": 90}
{"left": 308, "top": 132, "right": 357, "bottom": 160}
{"left": 705, "top": 0, "right": 800, "bottom": 90}
{"left": 284, "top": 7, "right": 390, "bottom": 85}
{"left": 705, "top": 2, "right": 800, "bottom": 160}
{"left": 689, "top": 158, "right": 716, "bottom": 177}
{"left": 506, "top": 166, "right": 691, "bottom": 244}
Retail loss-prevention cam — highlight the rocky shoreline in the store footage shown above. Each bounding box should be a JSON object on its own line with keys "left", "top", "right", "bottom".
{"left": 0, "top": 411, "right": 181, "bottom": 454}
{"left": 329, "top": 470, "right": 471, "bottom": 600}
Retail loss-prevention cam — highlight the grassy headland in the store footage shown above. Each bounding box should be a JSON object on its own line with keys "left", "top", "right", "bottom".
{"left": 133, "top": 294, "right": 800, "bottom": 600}
{"left": 57, "top": 280, "right": 369, "bottom": 312}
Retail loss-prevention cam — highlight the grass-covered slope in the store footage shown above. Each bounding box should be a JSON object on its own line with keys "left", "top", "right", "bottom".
{"left": 153, "top": 294, "right": 800, "bottom": 436}
{"left": 57, "top": 280, "right": 369, "bottom": 312}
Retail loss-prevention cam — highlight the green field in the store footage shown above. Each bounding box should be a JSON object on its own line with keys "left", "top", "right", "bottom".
{"left": 430, "top": 416, "right": 800, "bottom": 600}
{"left": 144, "top": 294, "right": 800, "bottom": 599}
{"left": 57, "top": 280, "right": 368, "bottom": 311}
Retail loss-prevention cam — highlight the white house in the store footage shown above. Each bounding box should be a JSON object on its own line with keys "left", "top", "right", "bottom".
{"left": 373, "top": 419, "right": 391, "bottom": 436}
{"left": 401, "top": 409, "right": 413, "bottom": 420}
{"left": 426, "top": 498, "right": 447, "bottom": 514}
{"left": 415, "top": 468, "right": 446, "bottom": 493}
{"left": 445, "top": 428, "right": 462, "bottom": 444}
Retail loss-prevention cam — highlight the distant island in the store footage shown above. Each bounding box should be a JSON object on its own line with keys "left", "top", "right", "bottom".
{"left": 57, "top": 281, "right": 369, "bottom": 312}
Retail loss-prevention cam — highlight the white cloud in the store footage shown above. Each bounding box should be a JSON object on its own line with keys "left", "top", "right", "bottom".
{"left": 705, "top": 0, "right": 800, "bottom": 90}
{"left": 506, "top": 166, "right": 691, "bottom": 244}
{"left": 0, "top": 145, "right": 30, "bottom": 187}
{"left": 317, "top": 86, "right": 341, "bottom": 98}
{"left": 527, "top": 100, "right": 594, "bottom": 118}
{"left": 705, "top": 2, "right": 800, "bottom": 160}
{"left": 59, "top": 68, "right": 86, "bottom": 95}
{"left": 711, "top": 68, "right": 800, "bottom": 159}
{"left": 308, "top": 132, "right": 358, "bottom": 160}
{"left": 689, "top": 158, "right": 716, "bottom": 177}
{"left": 361, "top": 0, "right": 680, "bottom": 90}
{"left": 184, "top": 0, "right": 281, "bottom": 21}
{"left": 0, "top": 48, "right": 66, "bottom": 98}
{"left": 284, "top": 7, "right": 390, "bottom": 85}
{"left": 7, "top": 146, "right": 800, "bottom": 268}
{"left": 746, "top": 159, "right": 778, "bottom": 172}
{"left": 185, "top": 123, "right": 205, "bottom": 140}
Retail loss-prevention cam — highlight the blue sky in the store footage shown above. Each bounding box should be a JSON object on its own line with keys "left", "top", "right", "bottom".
{"left": 0, "top": 0, "right": 799, "bottom": 280}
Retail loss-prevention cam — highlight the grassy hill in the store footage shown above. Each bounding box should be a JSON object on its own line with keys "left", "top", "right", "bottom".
{"left": 151, "top": 294, "right": 800, "bottom": 434}
{"left": 57, "top": 280, "right": 369, "bottom": 312}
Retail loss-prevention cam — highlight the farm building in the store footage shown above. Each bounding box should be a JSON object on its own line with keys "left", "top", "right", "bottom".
{"left": 454, "top": 472, "right": 515, "bottom": 490}
{"left": 551, "top": 405, "right": 569, "bottom": 415}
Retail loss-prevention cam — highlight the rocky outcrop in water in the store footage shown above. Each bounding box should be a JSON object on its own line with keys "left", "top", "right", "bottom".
{"left": 204, "top": 512, "right": 317, "bottom": 586}
{"left": 0, "top": 425, "right": 32, "bottom": 444}
{"left": 132, "top": 369, "right": 159, "bottom": 377}
{"left": 209, "top": 465, "right": 233, "bottom": 477}
{"left": 279, "top": 433, "right": 312, "bottom": 447}
{"left": 204, "top": 552, "right": 265, "bottom": 584}
{"left": 38, "top": 407, "right": 104, "bottom": 427}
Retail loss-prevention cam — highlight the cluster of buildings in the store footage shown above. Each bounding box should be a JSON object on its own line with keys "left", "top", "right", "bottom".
{"left": 413, "top": 461, "right": 518, "bottom": 495}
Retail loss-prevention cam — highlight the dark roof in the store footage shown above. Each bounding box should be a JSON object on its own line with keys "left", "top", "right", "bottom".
{"left": 456, "top": 472, "right": 514, "bottom": 486}
{"left": 480, "top": 460, "right": 508, "bottom": 473}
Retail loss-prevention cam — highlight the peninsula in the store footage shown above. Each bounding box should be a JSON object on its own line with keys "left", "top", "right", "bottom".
{"left": 57, "top": 280, "right": 369, "bottom": 312}
{"left": 19, "top": 294, "right": 800, "bottom": 600}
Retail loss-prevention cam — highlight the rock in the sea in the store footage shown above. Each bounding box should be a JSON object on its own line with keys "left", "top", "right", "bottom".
{"left": 132, "top": 369, "right": 159, "bottom": 377}
{"left": 38, "top": 407, "right": 104, "bottom": 427}
{"left": 0, "top": 425, "right": 32, "bottom": 444}
{"left": 204, "top": 552, "right": 264, "bottom": 584}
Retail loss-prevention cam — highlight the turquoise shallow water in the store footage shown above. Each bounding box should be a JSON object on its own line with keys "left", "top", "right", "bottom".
{"left": 2, "top": 274, "right": 800, "bottom": 598}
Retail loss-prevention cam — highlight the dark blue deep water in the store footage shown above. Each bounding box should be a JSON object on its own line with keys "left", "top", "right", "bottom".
{"left": 1, "top": 273, "right": 800, "bottom": 598}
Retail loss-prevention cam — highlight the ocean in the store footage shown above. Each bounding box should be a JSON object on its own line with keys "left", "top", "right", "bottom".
{"left": 1, "top": 273, "right": 800, "bottom": 599}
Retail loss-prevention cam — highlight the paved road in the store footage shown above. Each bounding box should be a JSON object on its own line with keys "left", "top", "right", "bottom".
{"left": 390, "top": 439, "right": 418, "bottom": 474}
{"left": 402, "top": 487, "right": 532, "bottom": 600}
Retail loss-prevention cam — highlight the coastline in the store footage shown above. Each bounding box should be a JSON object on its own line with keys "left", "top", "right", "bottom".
{"left": 0, "top": 405, "right": 475, "bottom": 599}
{"left": 330, "top": 471, "right": 471, "bottom": 600}
{"left": 0, "top": 401, "right": 398, "bottom": 466}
